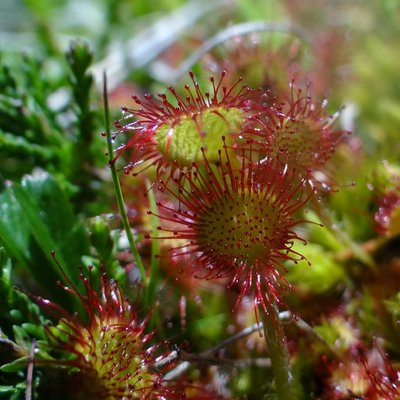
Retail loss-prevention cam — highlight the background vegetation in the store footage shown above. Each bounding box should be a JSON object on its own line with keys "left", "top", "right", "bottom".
{"left": 0, "top": 0, "right": 399, "bottom": 398}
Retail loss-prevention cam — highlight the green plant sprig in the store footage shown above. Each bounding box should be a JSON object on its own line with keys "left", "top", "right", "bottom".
{"left": 102, "top": 73, "right": 147, "bottom": 287}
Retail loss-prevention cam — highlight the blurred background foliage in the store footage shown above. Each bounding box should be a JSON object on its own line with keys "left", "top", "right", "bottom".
{"left": 0, "top": 0, "right": 399, "bottom": 398}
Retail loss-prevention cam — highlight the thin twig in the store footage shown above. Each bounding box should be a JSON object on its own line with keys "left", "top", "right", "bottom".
{"left": 162, "top": 310, "right": 323, "bottom": 381}
{"left": 156, "top": 322, "right": 264, "bottom": 375}
{"left": 91, "top": 0, "right": 231, "bottom": 90}
{"left": 334, "top": 236, "right": 390, "bottom": 263}
{"left": 201, "top": 322, "right": 262, "bottom": 356}
{"left": 25, "top": 339, "right": 36, "bottom": 400}
{"left": 179, "top": 351, "right": 272, "bottom": 368}
{"left": 280, "top": 311, "right": 328, "bottom": 345}
{"left": 153, "top": 349, "right": 180, "bottom": 370}
{"left": 163, "top": 361, "right": 191, "bottom": 380}
{"left": 150, "top": 21, "right": 309, "bottom": 83}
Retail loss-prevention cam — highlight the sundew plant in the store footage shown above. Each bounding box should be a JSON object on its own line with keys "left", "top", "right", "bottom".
{"left": 0, "top": 1, "right": 399, "bottom": 399}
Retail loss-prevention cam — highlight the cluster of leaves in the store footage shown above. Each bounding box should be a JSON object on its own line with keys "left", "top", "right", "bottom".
{"left": 0, "top": 41, "right": 125, "bottom": 397}
{"left": 0, "top": 0, "right": 400, "bottom": 399}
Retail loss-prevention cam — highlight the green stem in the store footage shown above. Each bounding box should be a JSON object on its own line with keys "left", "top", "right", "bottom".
{"left": 102, "top": 73, "right": 147, "bottom": 285}
{"left": 261, "top": 300, "right": 297, "bottom": 400}
{"left": 144, "top": 179, "right": 160, "bottom": 308}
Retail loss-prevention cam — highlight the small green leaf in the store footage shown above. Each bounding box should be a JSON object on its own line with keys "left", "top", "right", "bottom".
{"left": 0, "top": 356, "right": 29, "bottom": 373}
{"left": 21, "top": 323, "right": 45, "bottom": 338}
{"left": 9, "top": 309, "right": 23, "bottom": 322}
{"left": 12, "top": 326, "right": 29, "bottom": 347}
{"left": 0, "top": 386, "right": 17, "bottom": 395}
